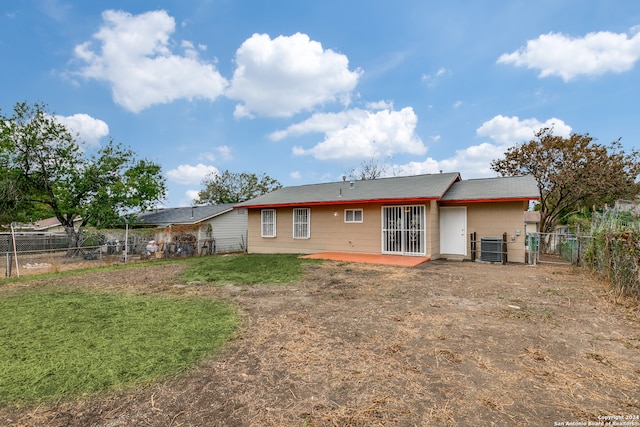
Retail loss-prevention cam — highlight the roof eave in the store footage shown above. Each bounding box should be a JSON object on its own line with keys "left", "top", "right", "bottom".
{"left": 196, "top": 207, "right": 234, "bottom": 222}
{"left": 137, "top": 207, "right": 234, "bottom": 226}
{"left": 237, "top": 197, "right": 441, "bottom": 209}
{"left": 440, "top": 197, "right": 540, "bottom": 205}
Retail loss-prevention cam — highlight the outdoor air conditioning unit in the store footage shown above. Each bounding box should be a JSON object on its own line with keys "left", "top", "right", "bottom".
{"left": 480, "top": 237, "right": 502, "bottom": 263}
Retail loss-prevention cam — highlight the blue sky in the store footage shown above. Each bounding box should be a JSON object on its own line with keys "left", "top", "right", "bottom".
{"left": 2, "top": 1, "right": 640, "bottom": 207}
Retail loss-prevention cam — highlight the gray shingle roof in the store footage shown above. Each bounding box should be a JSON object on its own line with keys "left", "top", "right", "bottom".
{"left": 235, "top": 173, "right": 461, "bottom": 207}
{"left": 236, "top": 173, "right": 539, "bottom": 208}
{"left": 440, "top": 175, "right": 539, "bottom": 201}
{"left": 135, "top": 204, "right": 234, "bottom": 226}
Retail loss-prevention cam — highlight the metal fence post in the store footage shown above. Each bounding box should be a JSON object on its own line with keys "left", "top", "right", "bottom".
{"left": 5, "top": 252, "right": 10, "bottom": 278}
{"left": 502, "top": 232, "right": 508, "bottom": 265}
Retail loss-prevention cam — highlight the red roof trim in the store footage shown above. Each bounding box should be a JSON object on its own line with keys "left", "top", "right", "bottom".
{"left": 236, "top": 197, "right": 440, "bottom": 209}
{"left": 439, "top": 197, "right": 539, "bottom": 205}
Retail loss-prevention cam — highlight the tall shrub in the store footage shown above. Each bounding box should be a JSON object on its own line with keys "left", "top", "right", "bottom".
{"left": 586, "top": 209, "right": 640, "bottom": 298}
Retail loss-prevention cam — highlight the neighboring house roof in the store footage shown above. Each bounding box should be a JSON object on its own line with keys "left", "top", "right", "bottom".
{"left": 136, "top": 204, "right": 235, "bottom": 226}
{"left": 440, "top": 175, "right": 539, "bottom": 203}
{"left": 33, "top": 217, "right": 64, "bottom": 230}
{"left": 524, "top": 211, "right": 541, "bottom": 223}
{"left": 13, "top": 216, "right": 82, "bottom": 231}
{"left": 235, "top": 173, "right": 462, "bottom": 208}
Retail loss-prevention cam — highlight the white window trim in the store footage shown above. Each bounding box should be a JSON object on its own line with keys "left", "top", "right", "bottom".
{"left": 261, "top": 209, "right": 276, "bottom": 238}
{"left": 344, "top": 209, "right": 363, "bottom": 223}
{"left": 293, "top": 208, "right": 310, "bottom": 239}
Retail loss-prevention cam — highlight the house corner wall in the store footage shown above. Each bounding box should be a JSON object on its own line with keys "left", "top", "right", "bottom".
{"left": 426, "top": 200, "right": 440, "bottom": 259}
{"left": 465, "top": 201, "right": 528, "bottom": 263}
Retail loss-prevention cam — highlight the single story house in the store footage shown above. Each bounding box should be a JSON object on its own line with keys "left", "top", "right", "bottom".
{"left": 235, "top": 173, "right": 539, "bottom": 263}
{"left": 136, "top": 204, "right": 247, "bottom": 254}
{"left": 524, "top": 211, "right": 541, "bottom": 236}
{"left": 12, "top": 216, "right": 82, "bottom": 234}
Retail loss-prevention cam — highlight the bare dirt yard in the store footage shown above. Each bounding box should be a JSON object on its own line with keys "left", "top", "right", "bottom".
{"left": 1, "top": 259, "right": 639, "bottom": 426}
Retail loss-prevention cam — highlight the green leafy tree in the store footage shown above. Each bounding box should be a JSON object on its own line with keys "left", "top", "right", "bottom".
{"left": 491, "top": 127, "right": 640, "bottom": 234}
{"left": 0, "top": 101, "right": 166, "bottom": 248}
{"left": 195, "top": 170, "right": 282, "bottom": 204}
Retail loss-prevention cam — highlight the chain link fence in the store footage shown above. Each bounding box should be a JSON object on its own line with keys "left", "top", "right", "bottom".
{"left": 3, "top": 230, "right": 247, "bottom": 278}
{"left": 526, "top": 232, "right": 594, "bottom": 266}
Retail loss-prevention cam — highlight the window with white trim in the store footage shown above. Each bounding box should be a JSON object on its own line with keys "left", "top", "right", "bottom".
{"left": 293, "top": 208, "right": 310, "bottom": 239}
{"left": 261, "top": 209, "right": 276, "bottom": 237}
{"left": 344, "top": 209, "right": 363, "bottom": 223}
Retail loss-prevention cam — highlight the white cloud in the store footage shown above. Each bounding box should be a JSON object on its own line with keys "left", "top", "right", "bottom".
{"left": 391, "top": 115, "right": 574, "bottom": 179}
{"left": 392, "top": 142, "right": 505, "bottom": 179}
{"left": 288, "top": 107, "right": 426, "bottom": 161}
{"left": 421, "top": 67, "right": 448, "bottom": 87}
{"left": 498, "top": 28, "right": 640, "bottom": 81}
{"left": 197, "top": 145, "right": 232, "bottom": 162}
{"left": 54, "top": 113, "right": 109, "bottom": 148}
{"left": 166, "top": 163, "right": 218, "bottom": 185}
{"left": 185, "top": 189, "right": 200, "bottom": 202}
{"left": 39, "top": 0, "right": 71, "bottom": 23}
{"left": 366, "top": 100, "right": 394, "bottom": 110}
{"left": 74, "top": 10, "right": 228, "bottom": 112}
{"left": 198, "top": 152, "right": 217, "bottom": 162}
{"left": 476, "top": 115, "right": 571, "bottom": 145}
{"left": 391, "top": 157, "right": 441, "bottom": 176}
{"left": 215, "top": 145, "right": 232, "bottom": 160}
{"left": 269, "top": 109, "right": 363, "bottom": 141}
{"left": 181, "top": 40, "right": 199, "bottom": 59}
{"left": 290, "top": 171, "right": 302, "bottom": 179}
{"left": 226, "top": 32, "right": 363, "bottom": 118}
{"left": 172, "top": 189, "right": 201, "bottom": 207}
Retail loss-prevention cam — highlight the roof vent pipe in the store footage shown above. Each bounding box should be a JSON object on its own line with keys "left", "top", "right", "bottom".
{"left": 349, "top": 181, "right": 354, "bottom": 189}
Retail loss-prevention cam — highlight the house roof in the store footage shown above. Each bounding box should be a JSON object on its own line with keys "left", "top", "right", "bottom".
{"left": 13, "top": 216, "right": 82, "bottom": 231}
{"left": 524, "top": 211, "right": 541, "bottom": 223}
{"left": 440, "top": 175, "right": 539, "bottom": 203}
{"left": 32, "top": 217, "right": 64, "bottom": 230}
{"left": 235, "top": 173, "right": 462, "bottom": 208}
{"left": 136, "top": 204, "right": 234, "bottom": 226}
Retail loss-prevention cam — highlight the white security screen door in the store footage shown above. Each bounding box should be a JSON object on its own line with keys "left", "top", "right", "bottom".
{"left": 439, "top": 206, "right": 467, "bottom": 255}
{"left": 382, "top": 205, "right": 426, "bottom": 255}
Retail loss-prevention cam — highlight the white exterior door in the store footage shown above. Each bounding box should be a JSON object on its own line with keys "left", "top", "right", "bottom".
{"left": 440, "top": 207, "right": 467, "bottom": 255}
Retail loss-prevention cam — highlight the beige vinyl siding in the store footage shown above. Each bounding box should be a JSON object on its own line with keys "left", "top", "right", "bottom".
{"left": 248, "top": 205, "right": 382, "bottom": 254}
{"left": 247, "top": 203, "right": 440, "bottom": 257}
{"left": 426, "top": 200, "right": 440, "bottom": 259}
{"left": 247, "top": 201, "right": 527, "bottom": 262}
{"left": 464, "top": 201, "right": 528, "bottom": 263}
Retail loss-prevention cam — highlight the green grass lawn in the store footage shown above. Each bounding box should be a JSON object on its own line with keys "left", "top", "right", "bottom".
{"left": 182, "top": 253, "right": 318, "bottom": 285}
{"left": 0, "top": 288, "right": 237, "bottom": 406}
{"left": 0, "top": 253, "right": 315, "bottom": 407}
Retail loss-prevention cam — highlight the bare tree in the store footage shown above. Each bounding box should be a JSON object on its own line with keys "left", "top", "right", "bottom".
{"left": 346, "top": 157, "right": 389, "bottom": 180}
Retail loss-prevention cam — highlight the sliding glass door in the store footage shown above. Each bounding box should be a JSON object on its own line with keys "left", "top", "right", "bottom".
{"left": 382, "top": 205, "right": 425, "bottom": 255}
